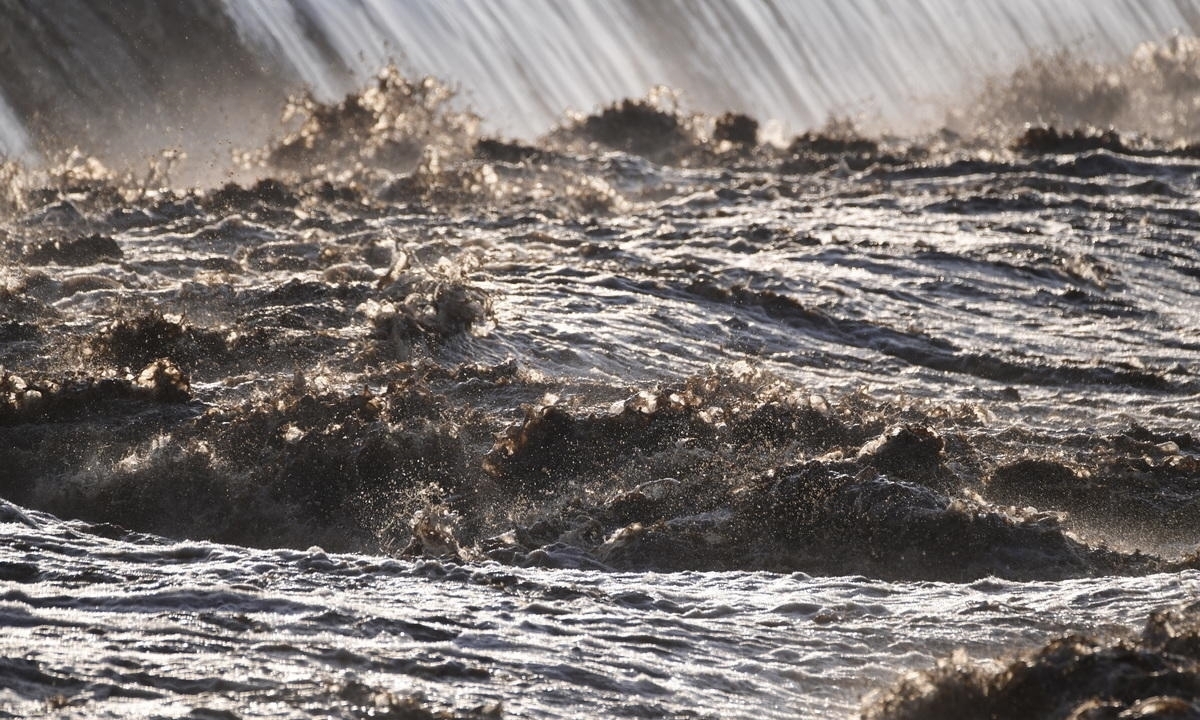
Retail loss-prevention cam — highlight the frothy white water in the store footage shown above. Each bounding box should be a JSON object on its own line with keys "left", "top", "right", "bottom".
{"left": 0, "top": 92, "right": 31, "bottom": 159}
{"left": 2, "top": 502, "right": 1196, "bottom": 719}
{"left": 223, "top": 0, "right": 1200, "bottom": 138}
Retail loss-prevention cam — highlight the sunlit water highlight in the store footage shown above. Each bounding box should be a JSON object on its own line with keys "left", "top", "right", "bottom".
{"left": 4, "top": 503, "right": 1197, "bottom": 719}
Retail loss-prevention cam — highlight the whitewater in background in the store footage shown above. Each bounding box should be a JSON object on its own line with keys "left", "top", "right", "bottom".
{"left": 0, "top": 94, "right": 29, "bottom": 158}
{"left": 224, "top": 0, "right": 1200, "bottom": 134}
{"left": 2, "top": 0, "right": 1200, "bottom": 164}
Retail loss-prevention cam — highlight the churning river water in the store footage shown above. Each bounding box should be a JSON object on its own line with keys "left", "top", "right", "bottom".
{"left": 3, "top": 3, "right": 1200, "bottom": 719}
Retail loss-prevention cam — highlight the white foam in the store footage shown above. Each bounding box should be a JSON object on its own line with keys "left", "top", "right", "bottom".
{"left": 0, "top": 90, "right": 31, "bottom": 159}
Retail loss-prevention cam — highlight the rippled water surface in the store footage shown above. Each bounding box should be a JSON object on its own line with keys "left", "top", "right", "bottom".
{"left": 3, "top": 503, "right": 1197, "bottom": 719}
{"left": 3, "top": 127, "right": 1199, "bottom": 715}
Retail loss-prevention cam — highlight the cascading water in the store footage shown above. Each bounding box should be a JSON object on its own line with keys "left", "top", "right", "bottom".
{"left": 2, "top": 0, "right": 1199, "bottom": 161}
{"left": 89, "top": 0, "right": 1200, "bottom": 134}
{"left": 0, "top": 94, "right": 30, "bottom": 159}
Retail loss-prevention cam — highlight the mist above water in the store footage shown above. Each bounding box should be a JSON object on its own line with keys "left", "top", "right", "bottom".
{"left": 3, "top": 0, "right": 1200, "bottom": 169}
{"left": 232, "top": 0, "right": 1199, "bottom": 136}
{"left": 0, "top": 94, "right": 30, "bottom": 158}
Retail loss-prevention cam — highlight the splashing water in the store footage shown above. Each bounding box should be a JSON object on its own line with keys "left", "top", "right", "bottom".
{"left": 3, "top": 4, "right": 1200, "bottom": 719}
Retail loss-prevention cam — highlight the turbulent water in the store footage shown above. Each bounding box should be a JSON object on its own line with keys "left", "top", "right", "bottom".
{"left": 2, "top": 501, "right": 1198, "bottom": 719}
{"left": 4, "top": 3, "right": 1200, "bottom": 719}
